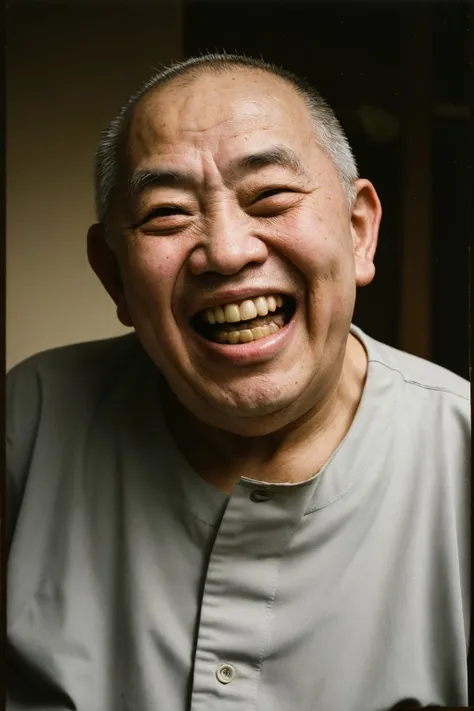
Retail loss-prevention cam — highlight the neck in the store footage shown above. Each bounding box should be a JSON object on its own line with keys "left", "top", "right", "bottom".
{"left": 163, "top": 333, "right": 368, "bottom": 493}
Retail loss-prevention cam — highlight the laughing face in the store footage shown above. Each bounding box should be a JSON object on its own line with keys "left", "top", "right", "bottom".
{"left": 89, "top": 68, "right": 381, "bottom": 435}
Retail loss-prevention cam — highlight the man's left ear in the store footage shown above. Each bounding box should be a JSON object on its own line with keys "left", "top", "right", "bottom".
{"left": 87, "top": 223, "right": 133, "bottom": 327}
{"left": 350, "top": 179, "right": 382, "bottom": 287}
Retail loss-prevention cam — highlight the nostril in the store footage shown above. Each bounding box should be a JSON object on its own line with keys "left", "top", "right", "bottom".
{"left": 188, "top": 232, "right": 270, "bottom": 277}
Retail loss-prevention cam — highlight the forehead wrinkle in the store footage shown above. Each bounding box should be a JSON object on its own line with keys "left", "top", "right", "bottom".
{"left": 127, "top": 151, "right": 227, "bottom": 201}
{"left": 130, "top": 71, "right": 313, "bottom": 148}
{"left": 124, "top": 72, "right": 319, "bottom": 202}
{"left": 127, "top": 142, "right": 316, "bottom": 204}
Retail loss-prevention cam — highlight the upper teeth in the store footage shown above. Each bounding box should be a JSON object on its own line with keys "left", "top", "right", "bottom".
{"left": 202, "top": 294, "right": 284, "bottom": 324}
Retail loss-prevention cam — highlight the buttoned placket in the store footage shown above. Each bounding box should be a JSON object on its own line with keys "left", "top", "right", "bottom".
{"left": 189, "top": 477, "right": 317, "bottom": 711}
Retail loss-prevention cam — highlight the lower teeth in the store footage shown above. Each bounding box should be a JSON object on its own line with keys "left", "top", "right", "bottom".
{"left": 215, "top": 322, "right": 280, "bottom": 344}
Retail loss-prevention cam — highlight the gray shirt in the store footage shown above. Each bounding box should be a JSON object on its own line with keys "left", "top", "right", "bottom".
{"left": 7, "top": 325, "right": 471, "bottom": 711}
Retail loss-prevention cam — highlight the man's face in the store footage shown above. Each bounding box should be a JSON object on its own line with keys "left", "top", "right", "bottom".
{"left": 105, "top": 69, "right": 378, "bottom": 434}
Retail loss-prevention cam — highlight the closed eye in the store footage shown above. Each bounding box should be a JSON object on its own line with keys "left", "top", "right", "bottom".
{"left": 144, "top": 206, "right": 187, "bottom": 219}
{"left": 255, "top": 188, "right": 290, "bottom": 202}
{"left": 247, "top": 187, "right": 298, "bottom": 218}
{"left": 132, "top": 205, "right": 191, "bottom": 232}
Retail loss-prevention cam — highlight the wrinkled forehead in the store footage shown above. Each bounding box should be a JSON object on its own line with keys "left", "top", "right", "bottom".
{"left": 126, "top": 69, "right": 315, "bottom": 166}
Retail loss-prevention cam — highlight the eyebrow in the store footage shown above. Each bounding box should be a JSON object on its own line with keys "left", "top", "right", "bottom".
{"left": 128, "top": 168, "right": 194, "bottom": 200}
{"left": 128, "top": 145, "right": 311, "bottom": 200}
{"left": 228, "top": 145, "right": 312, "bottom": 181}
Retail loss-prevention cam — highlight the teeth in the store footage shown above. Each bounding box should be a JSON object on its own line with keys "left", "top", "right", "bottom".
{"left": 224, "top": 304, "right": 241, "bottom": 323}
{"left": 254, "top": 296, "right": 269, "bottom": 317}
{"left": 202, "top": 294, "right": 285, "bottom": 324}
{"left": 239, "top": 329, "right": 254, "bottom": 343}
{"left": 239, "top": 300, "right": 258, "bottom": 320}
{"left": 206, "top": 309, "right": 216, "bottom": 324}
{"left": 215, "top": 306, "right": 225, "bottom": 323}
{"left": 213, "top": 321, "right": 282, "bottom": 344}
{"left": 267, "top": 296, "right": 277, "bottom": 312}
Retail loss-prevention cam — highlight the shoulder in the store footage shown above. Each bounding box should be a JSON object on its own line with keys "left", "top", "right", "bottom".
{"left": 7, "top": 332, "right": 142, "bottom": 393}
{"left": 352, "top": 325, "right": 470, "bottom": 463}
{"left": 7, "top": 331, "right": 148, "bottom": 450}
{"left": 6, "top": 333, "right": 145, "bottom": 549}
{"left": 353, "top": 325, "right": 470, "bottom": 404}
{"left": 352, "top": 326, "right": 470, "bottom": 524}
{"left": 7, "top": 332, "right": 148, "bottom": 415}
{"left": 7, "top": 333, "right": 142, "bottom": 434}
{"left": 6, "top": 331, "right": 144, "bottom": 423}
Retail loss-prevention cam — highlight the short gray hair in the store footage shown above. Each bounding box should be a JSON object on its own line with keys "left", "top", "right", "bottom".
{"left": 94, "top": 52, "right": 359, "bottom": 231}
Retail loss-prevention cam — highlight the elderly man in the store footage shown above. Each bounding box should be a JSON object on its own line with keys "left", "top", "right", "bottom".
{"left": 7, "top": 54, "right": 470, "bottom": 711}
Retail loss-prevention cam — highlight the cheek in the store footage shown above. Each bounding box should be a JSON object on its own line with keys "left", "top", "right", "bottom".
{"left": 118, "top": 239, "right": 181, "bottom": 314}
{"left": 273, "top": 209, "right": 352, "bottom": 280}
{"left": 274, "top": 210, "right": 356, "bottom": 322}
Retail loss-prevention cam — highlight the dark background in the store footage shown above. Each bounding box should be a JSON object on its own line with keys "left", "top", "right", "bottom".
{"left": 184, "top": 0, "right": 471, "bottom": 379}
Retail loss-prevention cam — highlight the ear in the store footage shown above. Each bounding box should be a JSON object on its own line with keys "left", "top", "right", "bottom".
{"left": 350, "top": 179, "right": 382, "bottom": 287}
{"left": 87, "top": 223, "right": 133, "bottom": 327}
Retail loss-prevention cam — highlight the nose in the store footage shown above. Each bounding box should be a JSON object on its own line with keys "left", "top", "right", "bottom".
{"left": 187, "top": 204, "right": 269, "bottom": 276}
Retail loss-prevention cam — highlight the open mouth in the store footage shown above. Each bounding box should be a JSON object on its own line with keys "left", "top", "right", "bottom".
{"left": 191, "top": 294, "right": 297, "bottom": 345}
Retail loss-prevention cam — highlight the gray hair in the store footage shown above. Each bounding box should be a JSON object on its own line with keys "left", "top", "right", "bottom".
{"left": 94, "top": 52, "right": 359, "bottom": 233}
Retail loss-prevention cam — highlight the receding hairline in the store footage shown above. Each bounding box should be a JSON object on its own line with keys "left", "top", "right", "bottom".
{"left": 113, "top": 63, "right": 328, "bottom": 207}
{"left": 126, "top": 62, "right": 315, "bottom": 143}
{"left": 108, "top": 64, "right": 323, "bottom": 221}
{"left": 96, "top": 54, "right": 359, "bottom": 233}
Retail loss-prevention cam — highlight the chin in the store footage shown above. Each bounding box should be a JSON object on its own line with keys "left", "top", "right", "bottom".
{"left": 196, "top": 385, "right": 309, "bottom": 436}
{"left": 211, "top": 407, "right": 302, "bottom": 437}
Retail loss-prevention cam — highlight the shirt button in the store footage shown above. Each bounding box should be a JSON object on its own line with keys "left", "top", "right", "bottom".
{"left": 216, "top": 662, "right": 236, "bottom": 684}
{"left": 250, "top": 489, "right": 273, "bottom": 503}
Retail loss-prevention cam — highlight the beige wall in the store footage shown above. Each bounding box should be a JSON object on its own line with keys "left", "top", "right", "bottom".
{"left": 7, "top": 2, "right": 183, "bottom": 370}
